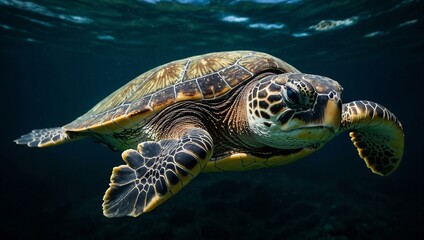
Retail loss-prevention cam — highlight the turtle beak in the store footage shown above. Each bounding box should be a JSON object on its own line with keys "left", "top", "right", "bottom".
{"left": 322, "top": 97, "right": 342, "bottom": 132}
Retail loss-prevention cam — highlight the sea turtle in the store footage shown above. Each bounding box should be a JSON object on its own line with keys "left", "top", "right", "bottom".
{"left": 15, "top": 51, "right": 404, "bottom": 218}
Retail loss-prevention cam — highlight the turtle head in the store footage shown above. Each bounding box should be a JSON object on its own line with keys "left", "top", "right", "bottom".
{"left": 246, "top": 73, "right": 343, "bottom": 150}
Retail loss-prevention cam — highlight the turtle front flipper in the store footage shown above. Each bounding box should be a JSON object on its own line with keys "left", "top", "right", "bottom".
{"left": 341, "top": 101, "right": 404, "bottom": 176}
{"left": 102, "top": 128, "right": 213, "bottom": 217}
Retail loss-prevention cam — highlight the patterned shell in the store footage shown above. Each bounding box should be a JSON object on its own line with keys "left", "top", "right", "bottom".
{"left": 64, "top": 51, "right": 300, "bottom": 133}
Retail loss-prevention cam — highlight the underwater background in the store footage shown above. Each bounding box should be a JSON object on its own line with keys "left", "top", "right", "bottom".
{"left": 1, "top": 0, "right": 423, "bottom": 239}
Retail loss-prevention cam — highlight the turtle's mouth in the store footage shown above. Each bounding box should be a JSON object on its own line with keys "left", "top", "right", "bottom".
{"left": 263, "top": 125, "right": 336, "bottom": 151}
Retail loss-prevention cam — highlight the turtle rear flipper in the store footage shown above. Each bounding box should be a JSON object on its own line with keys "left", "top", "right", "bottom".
{"left": 341, "top": 101, "right": 404, "bottom": 176}
{"left": 14, "top": 127, "right": 76, "bottom": 147}
{"left": 103, "top": 128, "right": 213, "bottom": 218}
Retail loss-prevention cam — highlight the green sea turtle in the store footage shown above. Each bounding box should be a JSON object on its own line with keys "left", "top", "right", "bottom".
{"left": 15, "top": 51, "right": 404, "bottom": 218}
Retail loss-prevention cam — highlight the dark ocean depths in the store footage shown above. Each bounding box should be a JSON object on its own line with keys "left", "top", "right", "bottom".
{"left": 1, "top": 0, "right": 423, "bottom": 239}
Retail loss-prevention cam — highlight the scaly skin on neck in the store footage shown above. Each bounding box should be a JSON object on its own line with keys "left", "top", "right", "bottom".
{"left": 145, "top": 74, "right": 272, "bottom": 155}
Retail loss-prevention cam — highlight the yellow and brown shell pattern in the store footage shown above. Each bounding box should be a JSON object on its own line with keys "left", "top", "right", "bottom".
{"left": 64, "top": 51, "right": 299, "bottom": 134}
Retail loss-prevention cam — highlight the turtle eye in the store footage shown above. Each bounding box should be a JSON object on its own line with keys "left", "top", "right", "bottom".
{"left": 283, "top": 86, "right": 300, "bottom": 107}
{"left": 286, "top": 86, "right": 299, "bottom": 103}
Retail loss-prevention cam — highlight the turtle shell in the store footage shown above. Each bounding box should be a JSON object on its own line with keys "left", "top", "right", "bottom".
{"left": 64, "top": 51, "right": 300, "bottom": 133}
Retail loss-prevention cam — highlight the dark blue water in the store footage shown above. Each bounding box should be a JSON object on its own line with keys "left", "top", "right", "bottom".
{"left": 1, "top": 0, "right": 423, "bottom": 239}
